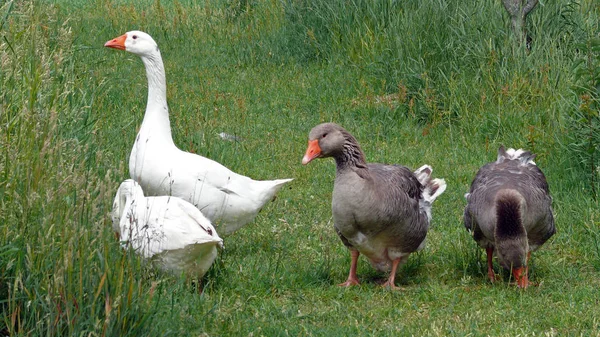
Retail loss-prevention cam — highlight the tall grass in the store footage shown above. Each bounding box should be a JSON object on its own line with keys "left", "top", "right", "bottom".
{"left": 1, "top": 0, "right": 599, "bottom": 335}
{"left": 560, "top": 1, "right": 600, "bottom": 201}
{"left": 278, "top": 0, "right": 574, "bottom": 127}
{"left": 0, "top": 2, "right": 168, "bottom": 335}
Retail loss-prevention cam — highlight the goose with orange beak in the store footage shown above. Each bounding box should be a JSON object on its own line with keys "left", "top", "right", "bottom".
{"left": 463, "top": 146, "right": 556, "bottom": 288}
{"left": 104, "top": 31, "right": 293, "bottom": 235}
{"left": 302, "top": 123, "right": 446, "bottom": 289}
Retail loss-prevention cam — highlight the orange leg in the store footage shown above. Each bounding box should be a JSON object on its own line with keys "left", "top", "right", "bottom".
{"left": 381, "top": 256, "right": 406, "bottom": 290}
{"left": 338, "top": 250, "right": 360, "bottom": 287}
{"left": 486, "top": 247, "right": 496, "bottom": 283}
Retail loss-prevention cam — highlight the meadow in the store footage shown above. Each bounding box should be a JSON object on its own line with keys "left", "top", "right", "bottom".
{"left": 1, "top": 0, "right": 599, "bottom": 335}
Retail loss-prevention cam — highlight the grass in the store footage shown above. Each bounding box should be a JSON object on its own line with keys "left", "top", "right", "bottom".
{"left": 1, "top": 0, "right": 599, "bottom": 335}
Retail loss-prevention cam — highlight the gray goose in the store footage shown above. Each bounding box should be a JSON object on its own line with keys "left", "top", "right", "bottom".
{"left": 463, "top": 146, "right": 555, "bottom": 288}
{"left": 302, "top": 123, "right": 446, "bottom": 289}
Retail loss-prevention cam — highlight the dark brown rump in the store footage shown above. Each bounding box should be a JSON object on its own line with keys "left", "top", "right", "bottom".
{"left": 495, "top": 190, "right": 526, "bottom": 240}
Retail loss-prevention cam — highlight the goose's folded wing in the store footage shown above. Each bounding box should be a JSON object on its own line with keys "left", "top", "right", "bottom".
{"left": 154, "top": 198, "right": 222, "bottom": 252}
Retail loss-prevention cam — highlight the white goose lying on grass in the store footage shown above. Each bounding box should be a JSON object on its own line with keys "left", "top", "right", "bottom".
{"left": 112, "top": 179, "right": 223, "bottom": 281}
{"left": 104, "top": 31, "right": 292, "bottom": 235}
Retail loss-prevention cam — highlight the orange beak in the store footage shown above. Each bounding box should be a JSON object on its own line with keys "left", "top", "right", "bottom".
{"left": 512, "top": 266, "right": 529, "bottom": 289}
{"left": 302, "top": 139, "right": 321, "bottom": 165}
{"left": 104, "top": 34, "right": 127, "bottom": 50}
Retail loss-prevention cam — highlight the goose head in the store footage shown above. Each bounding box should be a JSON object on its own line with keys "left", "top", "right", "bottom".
{"left": 104, "top": 31, "right": 159, "bottom": 57}
{"left": 302, "top": 123, "right": 347, "bottom": 165}
{"left": 111, "top": 179, "right": 144, "bottom": 224}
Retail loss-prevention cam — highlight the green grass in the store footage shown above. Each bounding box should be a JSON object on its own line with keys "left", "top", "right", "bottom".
{"left": 1, "top": 0, "right": 599, "bottom": 335}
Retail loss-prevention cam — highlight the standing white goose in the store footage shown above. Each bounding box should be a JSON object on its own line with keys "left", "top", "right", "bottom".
{"left": 112, "top": 179, "right": 223, "bottom": 280}
{"left": 104, "top": 31, "right": 292, "bottom": 235}
{"left": 463, "top": 146, "right": 555, "bottom": 288}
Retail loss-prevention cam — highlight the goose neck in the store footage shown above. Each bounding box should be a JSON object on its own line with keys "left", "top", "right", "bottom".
{"left": 334, "top": 140, "right": 368, "bottom": 172}
{"left": 140, "top": 52, "right": 173, "bottom": 143}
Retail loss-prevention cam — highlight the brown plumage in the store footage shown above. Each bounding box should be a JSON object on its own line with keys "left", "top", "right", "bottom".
{"left": 302, "top": 123, "right": 446, "bottom": 289}
{"left": 463, "top": 146, "right": 556, "bottom": 288}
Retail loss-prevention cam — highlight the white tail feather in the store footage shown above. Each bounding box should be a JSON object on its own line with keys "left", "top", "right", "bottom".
{"left": 498, "top": 147, "right": 537, "bottom": 166}
{"left": 419, "top": 178, "right": 447, "bottom": 222}
{"left": 423, "top": 178, "right": 447, "bottom": 203}
{"left": 414, "top": 165, "right": 433, "bottom": 186}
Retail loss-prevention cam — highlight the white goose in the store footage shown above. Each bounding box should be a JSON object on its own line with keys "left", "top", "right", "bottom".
{"left": 104, "top": 31, "right": 293, "bottom": 235}
{"left": 112, "top": 179, "right": 223, "bottom": 279}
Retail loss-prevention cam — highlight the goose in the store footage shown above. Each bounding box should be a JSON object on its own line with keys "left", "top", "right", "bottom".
{"left": 463, "top": 146, "right": 555, "bottom": 288}
{"left": 302, "top": 123, "right": 447, "bottom": 289}
{"left": 111, "top": 179, "right": 223, "bottom": 281}
{"left": 104, "top": 31, "right": 292, "bottom": 235}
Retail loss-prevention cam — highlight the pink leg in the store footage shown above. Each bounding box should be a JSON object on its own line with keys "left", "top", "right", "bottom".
{"left": 486, "top": 247, "right": 496, "bottom": 283}
{"left": 338, "top": 250, "right": 360, "bottom": 287}
{"left": 381, "top": 256, "right": 405, "bottom": 290}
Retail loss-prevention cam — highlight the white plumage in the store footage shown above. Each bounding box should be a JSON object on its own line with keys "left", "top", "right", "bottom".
{"left": 104, "top": 31, "right": 292, "bottom": 235}
{"left": 112, "top": 179, "right": 223, "bottom": 279}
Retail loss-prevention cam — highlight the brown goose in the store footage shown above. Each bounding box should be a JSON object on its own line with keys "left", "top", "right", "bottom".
{"left": 463, "top": 146, "right": 555, "bottom": 288}
{"left": 302, "top": 123, "right": 446, "bottom": 289}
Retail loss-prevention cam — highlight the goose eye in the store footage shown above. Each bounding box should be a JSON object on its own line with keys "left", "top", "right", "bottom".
{"left": 322, "top": 133, "right": 328, "bottom": 138}
{"left": 132, "top": 35, "right": 138, "bottom": 40}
